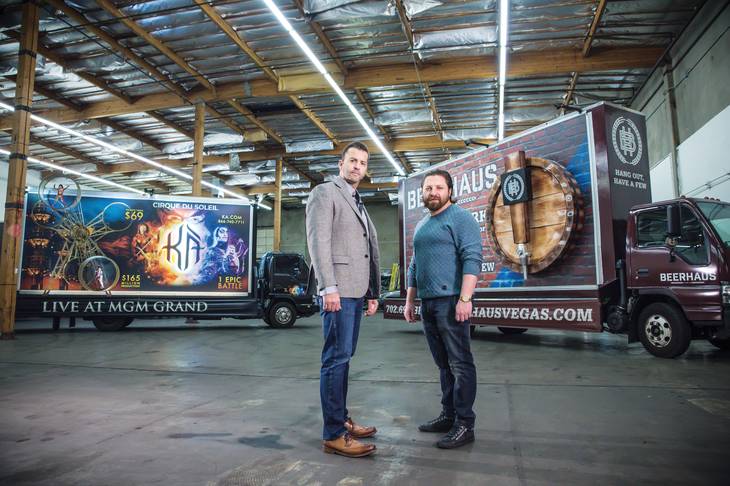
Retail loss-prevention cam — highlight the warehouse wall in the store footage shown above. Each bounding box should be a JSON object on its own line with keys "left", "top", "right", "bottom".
{"left": 631, "top": 1, "right": 730, "bottom": 200}
{"left": 256, "top": 201, "right": 400, "bottom": 273}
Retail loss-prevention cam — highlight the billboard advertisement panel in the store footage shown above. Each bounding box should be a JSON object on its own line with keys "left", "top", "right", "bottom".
{"left": 401, "top": 112, "right": 597, "bottom": 291}
{"left": 19, "top": 190, "right": 253, "bottom": 296}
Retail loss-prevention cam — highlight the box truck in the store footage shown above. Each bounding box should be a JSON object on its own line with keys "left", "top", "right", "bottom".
{"left": 15, "top": 188, "right": 317, "bottom": 331}
{"left": 383, "top": 103, "right": 730, "bottom": 358}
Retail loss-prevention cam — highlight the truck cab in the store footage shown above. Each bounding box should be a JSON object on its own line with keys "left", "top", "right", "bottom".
{"left": 256, "top": 252, "right": 318, "bottom": 328}
{"left": 624, "top": 197, "right": 730, "bottom": 357}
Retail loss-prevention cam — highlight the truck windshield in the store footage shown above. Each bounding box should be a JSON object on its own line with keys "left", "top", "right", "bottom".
{"left": 697, "top": 201, "right": 730, "bottom": 248}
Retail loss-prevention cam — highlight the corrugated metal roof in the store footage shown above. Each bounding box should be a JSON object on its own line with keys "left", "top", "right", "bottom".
{"left": 0, "top": 0, "right": 707, "bottom": 203}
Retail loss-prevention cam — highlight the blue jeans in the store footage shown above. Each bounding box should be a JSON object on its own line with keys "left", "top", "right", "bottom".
{"left": 319, "top": 296, "right": 364, "bottom": 440}
{"left": 421, "top": 295, "right": 477, "bottom": 428}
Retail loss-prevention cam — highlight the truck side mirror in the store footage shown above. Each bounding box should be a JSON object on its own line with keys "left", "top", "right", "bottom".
{"left": 666, "top": 205, "right": 681, "bottom": 238}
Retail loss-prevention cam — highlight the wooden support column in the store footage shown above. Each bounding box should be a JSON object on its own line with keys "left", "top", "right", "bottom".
{"left": 192, "top": 101, "right": 205, "bottom": 196}
{"left": 1, "top": 3, "right": 39, "bottom": 339}
{"left": 273, "top": 159, "right": 283, "bottom": 252}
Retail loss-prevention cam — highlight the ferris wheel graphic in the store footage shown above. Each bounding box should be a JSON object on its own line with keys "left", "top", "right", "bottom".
{"left": 32, "top": 174, "right": 131, "bottom": 291}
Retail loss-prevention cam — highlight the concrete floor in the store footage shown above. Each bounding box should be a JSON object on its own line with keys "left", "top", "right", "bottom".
{"left": 1, "top": 314, "right": 729, "bottom": 486}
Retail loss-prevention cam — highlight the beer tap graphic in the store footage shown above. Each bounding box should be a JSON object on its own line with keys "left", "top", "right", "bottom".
{"left": 504, "top": 151, "right": 531, "bottom": 279}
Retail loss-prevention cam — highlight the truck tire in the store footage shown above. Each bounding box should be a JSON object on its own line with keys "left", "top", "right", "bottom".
{"left": 267, "top": 301, "right": 296, "bottom": 328}
{"left": 498, "top": 326, "right": 528, "bottom": 335}
{"left": 708, "top": 338, "right": 730, "bottom": 350}
{"left": 638, "top": 303, "right": 691, "bottom": 358}
{"left": 92, "top": 317, "right": 133, "bottom": 332}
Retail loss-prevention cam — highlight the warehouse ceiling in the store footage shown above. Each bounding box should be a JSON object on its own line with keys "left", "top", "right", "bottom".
{"left": 0, "top": 0, "right": 706, "bottom": 206}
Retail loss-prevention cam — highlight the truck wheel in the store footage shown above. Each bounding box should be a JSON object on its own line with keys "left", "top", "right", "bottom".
{"left": 92, "top": 317, "right": 133, "bottom": 332}
{"left": 498, "top": 327, "right": 528, "bottom": 335}
{"left": 708, "top": 338, "right": 730, "bottom": 350}
{"left": 268, "top": 301, "right": 296, "bottom": 328}
{"left": 638, "top": 303, "right": 691, "bottom": 358}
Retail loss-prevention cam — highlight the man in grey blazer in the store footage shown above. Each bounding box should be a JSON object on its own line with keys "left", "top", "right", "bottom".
{"left": 306, "top": 141, "right": 381, "bottom": 458}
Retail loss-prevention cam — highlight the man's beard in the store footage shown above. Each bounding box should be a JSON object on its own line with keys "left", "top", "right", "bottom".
{"left": 423, "top": 195, "right": 448, "bottom": 211}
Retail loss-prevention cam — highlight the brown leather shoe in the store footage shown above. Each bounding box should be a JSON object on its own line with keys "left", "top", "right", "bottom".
{"left": 344, "top": 417, "right": 377, "bottom": 438}
{"left": 323, "top": 433, "right": 376, "bottom": 458}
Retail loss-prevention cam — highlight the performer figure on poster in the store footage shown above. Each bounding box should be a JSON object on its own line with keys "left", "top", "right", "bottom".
{"left": 131, "top": 222, "right": 155, "bottom": 268}
{"left": 93, "top": 263, "right": 105, "bottom": 290}
{"left": 52, "top": 184, "right": 67, "bottom": 209}
{"left": 202, "top": 226, "right": 246, "bottom": 279}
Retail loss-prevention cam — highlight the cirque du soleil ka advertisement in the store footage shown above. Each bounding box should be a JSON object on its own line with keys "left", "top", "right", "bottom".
{"left": 19, "top": 187, "right": 253, "bottom": 295}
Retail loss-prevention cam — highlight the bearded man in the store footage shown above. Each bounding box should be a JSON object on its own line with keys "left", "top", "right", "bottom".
{"left": 404, "top": 169, "right": 483, "bottom": 449}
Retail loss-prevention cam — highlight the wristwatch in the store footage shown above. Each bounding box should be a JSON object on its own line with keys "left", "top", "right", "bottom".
{"left": 459, "top": 295, "right": 472, "bottom": 303}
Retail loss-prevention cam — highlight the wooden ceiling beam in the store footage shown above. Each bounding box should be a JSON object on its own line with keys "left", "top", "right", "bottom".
{"left": 93, "top": 0, "right": 248, "bottom": 139}
{"left": 583, "top": 0, "right": 608, "bottom": 57}
{"left": 246, "top": 181, "right": 397, "bottom": 195}
{"left": 193, "top": 0, "right": 277, "bottom": 83}
{"left": 145, "top": 111, "right": 194, "bottom": 139}
{"left": 233, "top": 135, "right": 479, "bottom": 162}
{"left": 4, "top": 29, "right": 134, "bottom": 104}
{"left": 559, "top": 0, "right": 608, "bottom": 114}
{"left": 560, "top": 71, "right": 580, "bottom": 115}
{"left": 97, "top": 133, "right": 466, "bottom": 173}
{"left": 346, "top": 47, "right": 662, "bottom": 88}
{"left": 97, "top": 117, "right": 165, "bottom": 152}
{"left": 7, "top": 75, "right": 168, "bottom": 153}
{"left": 47, "top": 0, "right": 187, "bottom": 100}
{"left": 96, "top": 0, "right": 214, "bottom": 93}
{"left": 292, "top": 0, "right": 411, "bottom": 172}
{"left": 99, "top": 155, "right": 229, "bottom": 174}
{"left": 0, "top": 47, "right": 663, "bottom": 130}
{"left": 1, "top": 136, "right": 170, "bottom": 192}
{"left": 4, "top": 75, "right": 85, "bottom": 111}
{"left": 227, "top": 100, "right": 284, "bottom": 145}
{"left": 196, "top": 0, "right": 339, "bottom": 145}
{"left": 48, "top": 0, "right": 194, "bottom": 140}
{"left": 26, "top": 136, "right": 102, "bottom": 169}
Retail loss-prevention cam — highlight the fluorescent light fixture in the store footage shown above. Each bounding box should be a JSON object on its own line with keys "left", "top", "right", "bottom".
{"left": 497, "top": 0, "right": 509, "bottom": 140}
{"left": 0, "top": 101, "right": 271, "bottom": 210}
{"left": 261, "top": 0, "right": 406, "bottom": 176}
{"left": 0, "top": 147, "right": 145, "bottom": 194}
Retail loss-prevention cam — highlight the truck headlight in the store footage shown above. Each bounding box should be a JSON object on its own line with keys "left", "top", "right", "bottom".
{"left": 723, "top": 282, "right": 730, "bottom": 305}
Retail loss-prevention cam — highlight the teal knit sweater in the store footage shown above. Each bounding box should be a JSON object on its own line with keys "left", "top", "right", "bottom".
{"left": 406, "top": 204, "right": 483, "bottom": 299}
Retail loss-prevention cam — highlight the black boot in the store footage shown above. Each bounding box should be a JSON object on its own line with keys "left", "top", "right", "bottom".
{"left": 436, "top": 423, "right": 475, "bottom": 449}
{"left": 418, "top": 412, "right": 455, "bottom": 433}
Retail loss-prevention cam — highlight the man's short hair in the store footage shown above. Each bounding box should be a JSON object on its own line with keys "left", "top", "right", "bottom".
{"left": 341, "top": 141, "right": 369, "bottom": 159}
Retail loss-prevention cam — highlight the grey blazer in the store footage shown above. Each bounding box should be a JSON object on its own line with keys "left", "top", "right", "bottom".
{"left": 305, "top": 176, "right": 381, "bottom": 299}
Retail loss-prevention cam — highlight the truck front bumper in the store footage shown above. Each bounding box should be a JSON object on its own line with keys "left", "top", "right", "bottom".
{"left": 716, "top": 306, "right": 730, "bottom": 339}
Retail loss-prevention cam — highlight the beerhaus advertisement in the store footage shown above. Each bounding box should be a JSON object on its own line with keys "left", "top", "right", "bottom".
{"left": 385, "top": 105, "right": 651, "bottom": 331}
{"left": 400, "top": 112, "right": 598, "bottom": 290}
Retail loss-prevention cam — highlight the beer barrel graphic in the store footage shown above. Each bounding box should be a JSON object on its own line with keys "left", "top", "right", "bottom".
{"left": 485, "top": 153, "right": 584, "bottom": 275}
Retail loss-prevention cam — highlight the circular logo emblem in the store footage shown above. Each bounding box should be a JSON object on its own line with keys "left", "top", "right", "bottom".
{"left": 611, "top": 116, "right": 643, "bottom": 166}
{"left": 503, "top": 173, "right": 525, "bottom": 203}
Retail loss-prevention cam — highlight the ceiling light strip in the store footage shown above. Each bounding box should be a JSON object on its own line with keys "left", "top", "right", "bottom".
{"left": 0, "top": 147, "right": 145, "bottom": 194}
{"left": 261, "top": 0, "right": 405, "bottom": 176}
{"left": 0, "top": 101, "right": 271, "bottom": 209}
{"left": 498, "top": 0, "right": 510, "bottom": 141}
